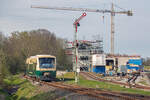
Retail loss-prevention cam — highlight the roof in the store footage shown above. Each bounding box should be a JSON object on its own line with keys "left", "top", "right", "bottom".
{"left": 106, "top": 54, "right": 141, "bottom": 58}
{"left": 35, "top": 55, "right": 56, "bottom": 58}
{"left": 27, "top": 54, "right": 56, "bottom": 60}
{"left": 26, "top": 55, "right": 56, "bottom": 64}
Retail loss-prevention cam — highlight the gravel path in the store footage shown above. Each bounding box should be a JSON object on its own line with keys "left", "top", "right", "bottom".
{"left": 0, "top": 94, "right": 5, "bottom": 100}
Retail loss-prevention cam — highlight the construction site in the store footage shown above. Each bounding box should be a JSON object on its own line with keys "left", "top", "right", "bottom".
{"left": 0, "top": 0, "right": 150, "bottom": 100}
{"left": 41, "top": 2, "right": 143, "bottom": 83}
{"left": 30, "top": 2, "right": 150, "bottom": 99}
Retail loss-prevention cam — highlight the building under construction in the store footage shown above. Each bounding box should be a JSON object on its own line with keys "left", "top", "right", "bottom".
{"left": 65, "top": 39, "right": 103, "bottom": 71}
{"left": 32, "top": 3, "right": 133, "bottom": 74}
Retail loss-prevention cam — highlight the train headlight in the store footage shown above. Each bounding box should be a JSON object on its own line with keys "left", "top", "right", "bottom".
{"left": 44, "top": 72, "right": 50, "bottom": 76}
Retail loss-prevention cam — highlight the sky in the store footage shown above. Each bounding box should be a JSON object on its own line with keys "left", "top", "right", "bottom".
{"left": 0, "top": 0, "right": 150, "bottom": 57}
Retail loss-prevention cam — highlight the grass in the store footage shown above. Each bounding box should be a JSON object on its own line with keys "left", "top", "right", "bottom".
{"left": 1, "top": 74, "right": 40, "bottom": 100}
{"left": 139, "top": 81, "right": 148, "bottom": 86}
{"left": 2, "top": 74, "right": 59, "bottom": 100}
{"left": 63, "top": 72, "right": 150, "bottom": 96}
{"left": 1, "top": 72, "right": 150, "bottom": 100}
{"left": 0, "top": 74, "right": 27, "bottom": 100}
{"left": 13, "top": 81, "right": 38, "bottom": 100}
{"left": 29, "top": 91, "right": 56, "bottom": 100}
{"left": 0, "top": 89, "right": 12, "bottom": 100}
{"left": 57, "top": 72, "right": 75, "bottom": 82}
{"left": 144, "top": 66, "right": 150, "bottom": 70}
{"left": 3, "top": 74, "right": 25, "bottom": 86}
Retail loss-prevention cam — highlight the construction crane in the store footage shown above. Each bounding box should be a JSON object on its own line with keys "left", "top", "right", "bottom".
{"left": 73, "top": 12, "right": 86, "bottom": 83}
{"left": 31, "top": 3, "right": 133, "bottom": 55}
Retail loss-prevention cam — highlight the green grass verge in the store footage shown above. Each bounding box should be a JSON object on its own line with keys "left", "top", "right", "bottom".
{"left": 144, "top": 66, "right": 150, "bottom": 70}
{"left": 29, "top": 91, "right": 56, "bottom": 100}
{"left": 0, "top": 74, "right": 26, "bottom": 100}
{"left": 63, "top": 72, "right": 150, "bottom": 96}
{"left": 3, "top": 74, "right": 25, "bottom": 86}
{"left": 2, "top": 74, "right": 58, "bottom": 100}
{"left": 139, "top": 81, "right": 148, "bottom": 86}
{"left": 1, "top": 74, "right": 40, "bottom": 100}
{"left": 13, "top": 81, "right": 39, "bottom": 100}
{"left": 2, "top": 72, "right": 150, "bottom": 100}
{"left": 0, "top": 87, "right": 13, "bottom": 100}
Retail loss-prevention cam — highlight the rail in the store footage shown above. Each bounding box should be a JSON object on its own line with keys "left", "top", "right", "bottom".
{"left": 80, "top": 72, "right": 150, "bottom": 90}
{"left": 24, "top": 75, "right": 150, "bottom": 100}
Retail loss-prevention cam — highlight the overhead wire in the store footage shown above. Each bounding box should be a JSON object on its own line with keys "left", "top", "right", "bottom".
{"left": 114, "top": 4, "right": 126, "bottom": 11}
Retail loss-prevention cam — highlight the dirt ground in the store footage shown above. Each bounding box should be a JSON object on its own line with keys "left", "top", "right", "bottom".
{"left": 32, "top": 81, "right": 101, "bottom": 100}
{"left": 0, "top": 94, "right": 5, "bottom": 100}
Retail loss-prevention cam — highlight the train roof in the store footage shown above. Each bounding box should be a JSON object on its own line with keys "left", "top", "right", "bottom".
{"left": 35, "top": 55, "right": 56, "bottom": 58}
{"left": 29, "top": 55, "right": 55, "bottom": 58}
{"left": 26, "top": 55, "right": 56, "bottom": 64}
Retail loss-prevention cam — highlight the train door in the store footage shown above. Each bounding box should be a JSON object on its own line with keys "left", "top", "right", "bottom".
{"left": 28, "top": 63, "right": 36, "bottom": 76}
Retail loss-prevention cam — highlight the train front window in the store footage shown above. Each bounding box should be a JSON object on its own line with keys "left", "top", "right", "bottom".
{"left": 39, "top": 58, "right": 55, "bottom": 68}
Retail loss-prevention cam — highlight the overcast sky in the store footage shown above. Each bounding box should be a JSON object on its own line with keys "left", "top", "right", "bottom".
{"left": 0, "top": 0, "right": 150, "bottom": 57}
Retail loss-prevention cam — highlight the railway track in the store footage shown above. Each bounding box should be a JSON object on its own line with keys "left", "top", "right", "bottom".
{"left": 80, "top": 72, "right": 150, "bottom": 91}
{"left": 24, "top": 75, "right": 150, "bottom": 100}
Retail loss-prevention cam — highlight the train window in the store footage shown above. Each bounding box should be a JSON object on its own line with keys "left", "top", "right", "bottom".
{"left": 39, "top": 58, "right": 55, "bottom": 68}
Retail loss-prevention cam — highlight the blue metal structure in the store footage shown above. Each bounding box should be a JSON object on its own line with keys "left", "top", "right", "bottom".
{"left": 126, "top": 59, "right": 142, "bottom": 72}
{"left": 128, "top": 59, "right": 142, "bottom": 65}
{"left": 126, "top": 65, "right": 140, "bottom": 70}
{"left": 93, "top": 66, "right": 105, "bottom": 74}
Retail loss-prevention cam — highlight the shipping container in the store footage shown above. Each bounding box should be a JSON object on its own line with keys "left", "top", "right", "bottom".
{"left": 128, "top": 64, "right": 139, "bottom": 67}
{"left": 93, "top": 66, "right": 105, "bottom": 74}
{"left": 92, "top": 54, "right": 106, "bottom": 66}
{"left": 128, "top": 59, "right": 142, "bottom": 65}
{"left": 127, "top": 66, "right": 140, "bottom": 70}
{"left": 126, "top": 65, "right": 140, "bottom": 73}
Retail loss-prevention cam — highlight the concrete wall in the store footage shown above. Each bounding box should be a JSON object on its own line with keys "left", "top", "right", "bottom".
{"left": 92, "top": 54, "right": 106, "bottom": 66}
{"left": 117, "top": 57, "right": 129, "bottom": 67}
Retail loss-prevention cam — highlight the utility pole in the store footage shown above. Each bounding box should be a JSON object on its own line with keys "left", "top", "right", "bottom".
{"left": 31, "top": 4, "right": 133, "bottom": 55}
{"left": 73, "top": 13, "right": 86, "bottom": 83}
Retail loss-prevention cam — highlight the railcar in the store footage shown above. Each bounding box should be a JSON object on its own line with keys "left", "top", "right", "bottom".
{"left": 26, "top": 55, "right": 56, "bottom": 81}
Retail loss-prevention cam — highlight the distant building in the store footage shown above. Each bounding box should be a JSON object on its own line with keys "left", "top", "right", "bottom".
{"left": 65, "top": 39, "right": 142, "bottom": 73}
{"left": 65, "top": 39, "right": 104, "bottom": 71}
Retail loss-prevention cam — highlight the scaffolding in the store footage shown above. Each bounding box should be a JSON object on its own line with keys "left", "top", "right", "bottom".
{"left": 65, "top": 39, "right": 103, "bottom": 71}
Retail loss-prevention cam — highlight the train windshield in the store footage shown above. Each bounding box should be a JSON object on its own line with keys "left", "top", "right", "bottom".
{"left": 39, "top": 58, "right": 55, "bottom": 68}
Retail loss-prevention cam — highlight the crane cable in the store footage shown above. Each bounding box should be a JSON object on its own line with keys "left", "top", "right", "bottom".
{"left": 114, "top": 4, "right": 126, "bottom": 11}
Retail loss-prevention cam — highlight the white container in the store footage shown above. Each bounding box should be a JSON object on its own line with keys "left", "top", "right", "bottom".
{"left": 92, "top": 54, "right": 106, "bottom": 66}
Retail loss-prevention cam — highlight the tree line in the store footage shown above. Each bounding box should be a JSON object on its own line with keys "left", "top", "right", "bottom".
{"left": 0, "top": 29, "right": 72, "bottom": 81}
{"left": 142, "top": 57, "right": 150, "bottom": 66}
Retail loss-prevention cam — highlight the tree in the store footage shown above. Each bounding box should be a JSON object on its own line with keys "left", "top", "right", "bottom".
{"left": 0, "top": 33, "right": 10, "bottom": 84}
{"left": 142, "top": 57, "right": 150, "bottom": 66}
{"left": 0, "top": 29, "right": 71, "bottom": 74}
